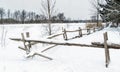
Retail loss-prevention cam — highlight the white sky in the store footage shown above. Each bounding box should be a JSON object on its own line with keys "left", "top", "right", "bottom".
{"left": 0, "top": 0, "right": 93, "bottom": 19}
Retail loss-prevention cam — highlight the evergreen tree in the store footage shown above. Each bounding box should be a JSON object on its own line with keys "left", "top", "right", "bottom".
{"left": 99, "top": 0, "right": 120, "bottom": 26}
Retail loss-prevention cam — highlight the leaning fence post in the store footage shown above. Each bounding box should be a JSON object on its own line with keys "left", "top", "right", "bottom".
{"left": 63, "top": 29, "right": 68, "bottom": 40}
{"left": 79, "top": 27, "right": 82, "bottom": 37}
{"left": 87, "top": 28, "right": 90, "bottom": 35}
{"left": 21, "top": 33, "right": 29, "bottom": 54}
{"left": 21, "top": 33, "right": 27, "bottom": 51}
{"left": 104, "top": 32, "right": 110, "bottom": 68}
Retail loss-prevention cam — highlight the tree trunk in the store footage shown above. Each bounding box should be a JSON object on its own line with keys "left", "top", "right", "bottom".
{"left": 48, "top": 23, "right": 52, "bottom": 35}
{"left": 47, "top": 0, "right": 52, "bottom": 35}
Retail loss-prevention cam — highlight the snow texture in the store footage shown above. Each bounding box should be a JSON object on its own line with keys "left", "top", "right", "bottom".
{"left": 0, "top": 23, "right": 120, "bottom": 72}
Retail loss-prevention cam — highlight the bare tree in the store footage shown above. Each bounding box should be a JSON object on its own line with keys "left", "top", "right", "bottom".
{"left": 39, "top": 14, "right": 46, "bottom": 20}
{"left": 14, "top": 10, "right": 20, "bottom": 22}
{"left": 57, "top": 13, "right": 65, "bottom": 22}
{"left": 0, "top": 8, "right": 5, "bottom": 24}
{"left": 35, "top": 14, "right": 40, "bottom": 21}
{"left": 90, "top": 0, "right": 101, "bottom": 26}
{"left": 41, "top": 0, "right": 56, "bottom": 35}
{"left": 6, "top": 9, "right": 11, "bottom": 23}
{"left": 7, "top": 9, "right": 10, "bottom": 19}
{"left": 28, "top": 12, "right": 36, "bottom": 22}
{"left": 35, "top": 14, "right": 46, "bottom": 22}
{"left": 20, "top": 10, "right": 27, "bottom": 24}
{"left": 0, "top": 8, "right": 6, "bottom": 47}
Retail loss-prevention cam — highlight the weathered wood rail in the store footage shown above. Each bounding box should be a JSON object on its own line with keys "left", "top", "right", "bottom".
{"left": 10, "top": 31, "right": 119, "bottom": 67}
{"left": 91, "top": 42, "right": 120, "bottom": 49}
{"left": 62, "top": 27, "right": 104, "bottom": 40}
{"left": 10, "top": 38, "right": 120, "bottom": 49}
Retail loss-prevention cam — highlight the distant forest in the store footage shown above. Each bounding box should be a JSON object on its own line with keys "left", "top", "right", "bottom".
{"left": 0, "top": 8, "right": 102, "bottom": 24}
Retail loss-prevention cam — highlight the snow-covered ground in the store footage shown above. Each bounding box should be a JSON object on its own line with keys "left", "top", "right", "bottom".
{"left": 0, "top": 23, "right": 120, "bottom": 72}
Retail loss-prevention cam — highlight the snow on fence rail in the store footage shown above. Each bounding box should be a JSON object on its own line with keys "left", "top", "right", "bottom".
{"left": 10, "top": 26, "right": 115, "bottom": 67}
{"left": 33, "top": 27, "right": 104, "bottom": 52}
{"left": 10, "top": 31, "right": 120, "bottom": 68}
{"left": 62, "top": 27, "right": 104, "bottom": 40}
{"left": 9, "top": 26, "right": 105, "bottom": 55}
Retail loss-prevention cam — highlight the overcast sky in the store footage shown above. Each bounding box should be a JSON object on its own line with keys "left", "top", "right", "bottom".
{"left": 0, "top": 0, "right": 93, "bottom": 19}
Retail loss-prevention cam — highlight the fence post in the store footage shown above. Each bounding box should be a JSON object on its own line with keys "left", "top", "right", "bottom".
{"left": 63, "top": 29, "right": 68, "bottom": 40}
{"left": 26, "top": 32, "right": 30, "bottom": 38}
{"left": 21, "top": 33, "right": 27, "bottom": 54}
{"left": 87, "top": 28, "right": 90, "bottom": 35}
{"left": 26, "top": 32, "right": 31, "bottom": 50}
{"left": 21, "top": 33, "right": 30, "bottom": 54}
{"left": 104, "top": 32, "right": 110, "bottom": 68}
{"left": 79, "top": 27, "right": 82, "bottom": 37}
{"left": 93, "top": 27, "right": 95, "bottom": 32}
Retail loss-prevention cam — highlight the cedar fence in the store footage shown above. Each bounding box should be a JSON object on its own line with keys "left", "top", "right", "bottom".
{"left": 10, "top": 25, "right": 116, "bottom": 68}
{"left": 62, "top": 27, "right": 104, "bottom": 40}
{"left": 10, "top": 31, "right": 115, "bottom": 68}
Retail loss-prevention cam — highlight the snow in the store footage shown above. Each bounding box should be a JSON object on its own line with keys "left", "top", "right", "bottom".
{"left": 0, "top": 23, "right": 120, "bottom": 72}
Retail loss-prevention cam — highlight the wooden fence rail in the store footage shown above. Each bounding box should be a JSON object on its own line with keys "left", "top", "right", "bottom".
{"left": 10, "top": 38, "right": 120, "bottom": 49}
{"left": 10, "top": 31, "right": 119, "bottom": 67}
{"left": 9, "top": 26, "right": 105, "bottom": 54}
{"left": 62, "top": 27, "right": 104, "bottom": 40}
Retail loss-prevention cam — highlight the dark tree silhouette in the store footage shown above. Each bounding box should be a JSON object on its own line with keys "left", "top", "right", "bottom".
{"left": 0, "top": 8, "right": 5, "bottom": 24}
{"left": 14, "top": 10, "right": 20, "bottom": 22}
{"left": 20, "top": 10, "right": 27, "bottom": 24}
{"left": 57, "top": 13, "right": 65, "bottom": 22}
{"left": 99, "top": 0, "right": 120, "bottom": 26}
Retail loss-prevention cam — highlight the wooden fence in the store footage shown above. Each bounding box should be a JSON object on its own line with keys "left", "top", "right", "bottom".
{"left": 10, "top": 31, "right": 117, "bottom": 68}
{"left": 62, "top": 27, "right": 104, "bottom": 40}
{"left": 10, "top": 25, "right": 117, "bottom": 67}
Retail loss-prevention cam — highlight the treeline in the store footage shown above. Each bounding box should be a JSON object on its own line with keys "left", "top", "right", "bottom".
{"left": 0, "top": 8, "right": 70, "bottom": 24}
{"left": 0, "top": 8, "right": 103, "bottom": 24}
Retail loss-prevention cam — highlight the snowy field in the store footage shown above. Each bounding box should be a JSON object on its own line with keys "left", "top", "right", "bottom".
{"left": 0, "top": 23, "right": 120, "bottom": 72}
